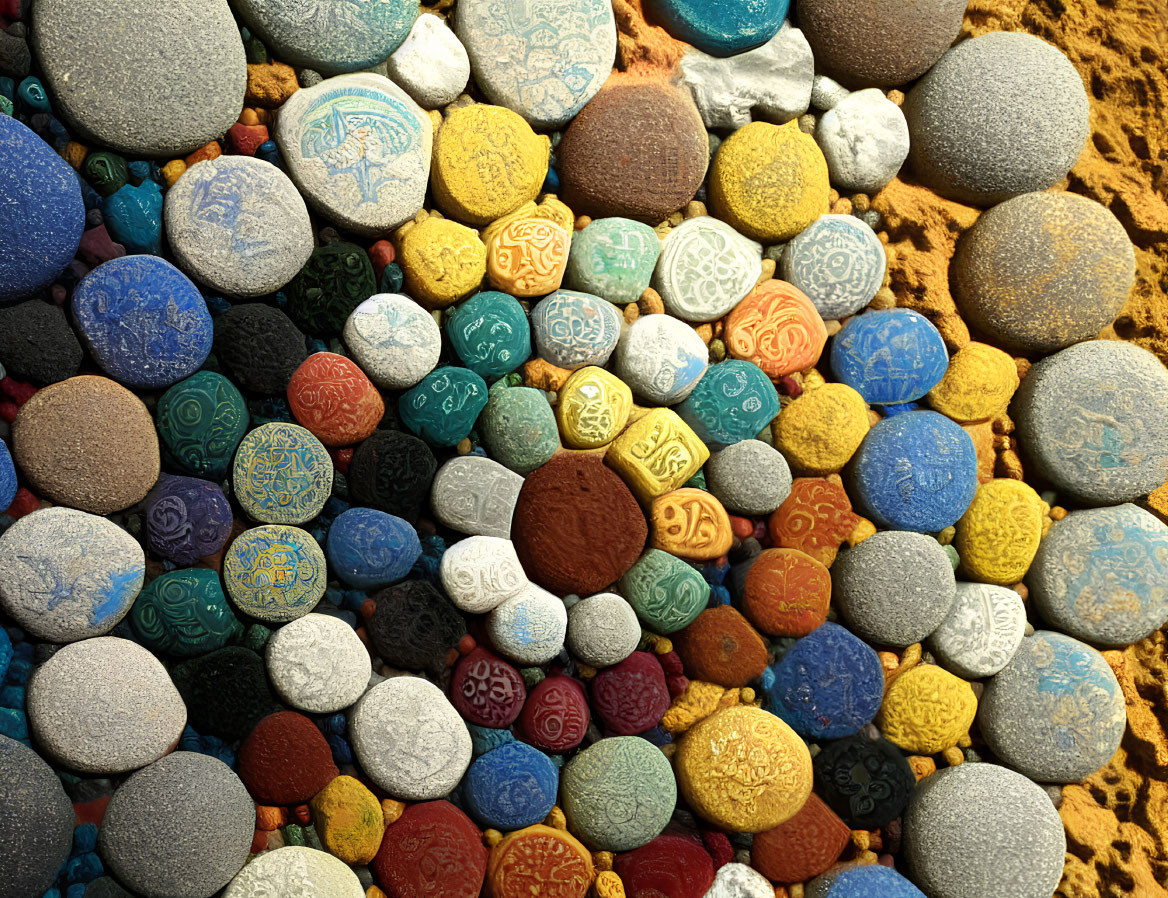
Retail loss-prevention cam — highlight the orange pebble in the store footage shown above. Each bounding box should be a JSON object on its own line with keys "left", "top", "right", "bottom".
{"left": 673, "top": 605, "right": 768, "bottom": 688}
{"left": 458, "top": 634, "right": 477, "bottom": 655}
{"left": 381, "top": 799, "right": 406, "bottom": 827}
{"left": 724, "top": 280, "right": 827, "bottom": 380}
{"left": 184, "top": 141, "right": 222, "bottom": 167}
{"left": 251, "top": 828, "right": 269, "bottom": 854}
{"left": 768, "top": 478, "right": 863, "bottom": 567}
{"left": 255, "top": 805, "right": 288, "bottom": 831}
{"left": 742, "top": 548, "right": 831, "bottom": 637}
{"left": 360, "top": 599, "right": 377, "bottom": 620}
{"left": 293, "top": 804, "right": 311, "bottom": 825}
{"left": 729, "top": 515, "right": 755, "bottom": 539}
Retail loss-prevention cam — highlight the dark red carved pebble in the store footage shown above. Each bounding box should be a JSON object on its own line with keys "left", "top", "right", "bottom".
{"left": 237, "top": 711, "right": 339, "bottom": 806}
{"left": 590, "top": 652, "right": 670, "bottom": 736}
{"left": 751, "top": 791, "right": 852, "bottom": 884}
{"left": 450, "top": 646, "right": 527, "bottom": 728}
{"left": 613, "top": 834, "right": 715, "bottom": 898}
{"left": 372, "top": 800, "right": 488, "bottom": 898}
{"left": 516, "top": 674, "right": 590, "bottom": 753}
{"left": 700, "top": 830, "right": 733, "bottom": 869}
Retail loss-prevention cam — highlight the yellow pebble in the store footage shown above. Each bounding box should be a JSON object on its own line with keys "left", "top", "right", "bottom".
{"left": 544, "top": 805, "right": 568, "bottom": 831}
{"left": 594, "top": 871, "right": 626, "bottom": 898}
{"left": 942, "top": 746, "right": 965, "bottom": 767}
{"left": 381, "top": 799, "right": 405, "bottom": 827}
{"left": 773, "top": 383, "right": 870, "bottom": 474}
{"left": 927, "top": 341, "right": 1021, "bottom": 422}
{"left": 592, "top": 850, "right": 614, "bottom": 871}
{"left": 878, "top": 664, "right": 977, "bottom": 754}
{"left": 557, "top": 367, "right": 634, "bottom": 449}
{"left": 366, "top": 887, "right": 387, "bottom": 898}
{"left": 161, "top": 159, "right": 187, "bottom": 187}
{"left": 740, "top": 687, "right": 756, "bottom": 703}
{"left": 397, "top": 217, "right": 486, "bottom": 309}
{"left": 675, "top": 706, "right": 813, "bottom": 832}
{"left": 431, "top": 104, "right": 550, "bottom": 226}
{"left": 953, "top": 478, "right": 1046, "bottom": 585}
{"left": 485, "top": 828, "right": 503, "bottom": 847}
{"left": 662, "top": 679, "right": 728, "bottom": 734}
{"left": 309, "top": 776, "right": 385, "bottom": 865}
{"left": 852, "top": 830, "right": 871, "bottom": 850}
{"left": 62, "top": 141, "right": 88, "bottom": 170}
{"left": 708, "top": 120, "right": 829, "bottom": 243}
{"left": 937, "top": 526, "right": 956, "bottom": 546}
{"left": 605, "top": 408, "right": 708, "bottom": 503}
{"left": 649, "top": 488, "right": 732, "bottom": 562}
{"left": 653, "top": 636, "right": 673, "bottom": 655}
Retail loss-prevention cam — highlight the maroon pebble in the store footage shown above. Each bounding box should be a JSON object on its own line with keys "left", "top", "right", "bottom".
{"left": 373, "top": 800, "right": 487, "bottom": 898}
{"left": 450, "top": 646, "right": 527, "bottom": 728}
{"left": 516, "top": 674, "right": 590, "bottom": 753}
{"left": 613, "top": 834, "right": 715, "bottom": 898}
{"left": 590, "top": 652, "right": 670, "bottom": 736}
{"left": 237, "top": 711, "right": 339, "bottom": 806}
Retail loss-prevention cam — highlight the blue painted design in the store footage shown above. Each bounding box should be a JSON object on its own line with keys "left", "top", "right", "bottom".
{"left": 326, "top": 507, "right": 422, "bottom": 589}
{"left": 464, "top": 741, "right": 559, "bottom": 830}
{"left": 565, "top": 217, "right": 661, "bottom": 304}
{"left": 851, "top": 411, "right": 978, "bottom": 532}
{"left": 448, "top": 291, "right": 532, "bottom": 379}
{"left": 821, "top": 865, "right": 927, "bottom": 898}
{"left": 399, "top": 367, "right": 489, "bottom": 447}
{"left": 530, "top": 290, "right": 622, "bottom": 370}
{"left": 647, "top": 0, "right": 788, "bottom": 56}
{"left": 676, "top": 359, "right": 780, "bottom": 448}
{"left": 72, "top": 255, "right": 213, "bottom": 389}
{"left": 102, "top": 179, "right": 163, "bottom": 255}
{"left": 0, "top": 115, "right": 84, "bottom": 304}
{"left": 231, "top": 422, "right": 333, "bottom": 525}
{"left": 761, "top": 622, "right": 883, "bottom": 739}
{"left": 0, "top": 440, "right": 16, "bottom": 512}
{"left": 831, "top": 309, "right": 949, "bottom": 404}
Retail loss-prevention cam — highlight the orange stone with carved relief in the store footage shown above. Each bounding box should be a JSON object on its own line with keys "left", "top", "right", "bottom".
{"left": 649, "top": 488, "right": 732, "bottom": 561}
{"left": 742, "top": 547, "right": 831, "bottom": 637}
{"left": 768, "top": 477, "right": 864, "bottom": 568}
{"left": 487, "top": 824, "right": 593, "bottom": 898}
{"left": 487, "top": 217, "right": 571, "bottom": 297}
{"left": 724, "top": 280, "right": 827, "bottom": 379}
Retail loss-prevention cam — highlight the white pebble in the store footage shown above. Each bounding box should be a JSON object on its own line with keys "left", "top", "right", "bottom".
{"left": 566, "top": 592, "right": 641, "bottom": 668}
{"left": 704, "top": 863, "right": 774, "bottom": 898}
{"left": 439, "top": 535, "right": 528, "bottom": 614}
{"left": 265, "top": 613, "right": 372, "bottom": 714}
{"left": 613, "top": 313, "right": 709, "bottom": 405}
{"left": 224, "top": 847, "right": 363, "bottom": 898}
{"left": 486, "top": 583, "right": 567, "bottom": 666}
{"left": 811, "top": 74, "right": 850, "bottom": 111}
{"left": 816, "top": 88, "right": 910, "bottom": 194}
{"left": 386, "top": 14, "right": 470, "bottom": 109}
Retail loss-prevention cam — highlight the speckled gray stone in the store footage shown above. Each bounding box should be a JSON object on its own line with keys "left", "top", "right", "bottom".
{"left": 780, "top": 214, "right": 886, "bottom": 320}
{"left": 952, "top": 192, "right": 1135, "bottom": 352}
{"left": 265, "top": 613, "right": 372, "bottom": 714}
{"left": 27, "top": 637, "right": 187, "bottom": 775}
{"left": 31, "top": 0, "right": 246, "bottom": 157}
{"left": 927, "top": 582, "right": 1026, "bottom": 679}
{"left": 223, "top": 847, "right": 364, "bottom": 898}
{"left": 704, "top": 862, "right": 774, "bottom": 898}
{"left": 1013, "top": 340, "right": 1168, "bottom": 505}
{"left": 0, "top": 735, "right": 74, "bottom": 898}
{"left": 98, "top": 752, "right": 254, "bottom": 898}
{"left": 565, "top": 592, "right": 641, "bottom": 668}
{"left": 832, "top": 531, "right": 956, "bottom": 647}
{"left": 612, "top": 313, "right": 710, "bottom": 405}
{"left": 979, "top": 631, "right": 1126, "bottom": 782}
{"left": 904, "top": 763, "right": 1066, "bottom": 898}
{"left": 815, "top": 88, "right": 909, "bottom": 193}
{"left": 348, "top": 676, "right": 471, "bottom": 800}
{"left": 905, "top": 32, "right": 1090, "bottom": 205}
{"left": 430, "top": 455, "right": 525, "bottom": 539}
{"left": 486, "top": 583, "right": 568, "bottom": 666}
{"left": 705, "top": 439, "right": 792, "bottom": 515}
{"left": 84, "top": 877, "right": 137, "bottom": 898}
{"left": 1029, "top": 505, "right": 1168, "bottom": 647}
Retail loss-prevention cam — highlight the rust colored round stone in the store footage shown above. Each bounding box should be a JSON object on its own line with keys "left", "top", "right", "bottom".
{"left": 237, "top": 711, "right": 339, "bottom": 806}
{"left": 742, "top": 548, "right": 832, "bottom": 637}
{"left": 613, "top": 834, "right": 715, "bottom": 898}
{"left": 673, "top": 605, "right": 768, "bottom": 688}
{"left": 768, "top": 477, "right": 864, "bottom": 568}
{"left": 287, "top": 351, "right": 385, "bottom": 447}
{"left": 512, "top": 453, "right": 647, "bottom": 596}
{"left": 517, "top": 673, "right": 590, "bottom": 753}
{"left": 724, "top": 280, "right": 828, "bottom": 380}
{"left": 373, "top": 800, "right": 488, "bottom": 898}
{"left": 450, "top": 646, "right": 527, "bottom": 728}
{"left": 557, "top": 80, "right": 709, "bottom": 224}
{"left": 751, "top": 791, "right": 852, "bottom": 884}
{"left": 487, "top": 824, "right": 593, "bottom": 898}
{"left": 590, "top": 651, "right": 670, "bottom": 736}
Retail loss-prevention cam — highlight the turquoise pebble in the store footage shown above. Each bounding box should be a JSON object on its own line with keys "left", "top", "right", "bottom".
{"left": 447, "top": 291, "right": 531, "bottom": 380}
{"left": 157, "top": 372, "right": 249, "bottom": 481}
{"left": 129, "top": 569, "right": 243, "bottom": 658}
{"left": 648, "top": 0, "right": 788, "bottom": 55}
{"left": 564, "top": 217, "right": 661, "bottom": 305}
{"left": 101, "top": 180, "right": 163, "bottom": 255}
{"left": 478, "top": 384, "right": 559, "bottom": 475}
{"left": 400, "top": 367, "right": 489, "bottom": 447}
{"left": 676, "top": 359, "right": 780, "bottom": 449}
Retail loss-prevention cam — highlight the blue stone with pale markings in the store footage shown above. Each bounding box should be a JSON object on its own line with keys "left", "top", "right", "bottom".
{"left": 831, "top": 309, "right": 948, "bottom": 404}
{"left": 464, "top": 741, "right": 559, "bottom": 830}
{"left": 327, "top": 507, "right": 421, "bottom": 590}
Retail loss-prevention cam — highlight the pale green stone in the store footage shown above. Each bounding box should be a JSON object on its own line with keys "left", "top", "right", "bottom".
{"left": 564, "top": 217, "right": 660, "bottom": 304}
{"left": 619, "top": 549, "right": 710, "bottom": 635}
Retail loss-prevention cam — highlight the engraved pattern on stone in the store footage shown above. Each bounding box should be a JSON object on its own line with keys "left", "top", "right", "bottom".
{"left": 654, "top": 217, "right": 763, "bottom": 322}
{"left": 430, "top": 456, "right": 524, "bottom": 539}
{"left": 440, "top": 535, "right": 529, "bottom": 614}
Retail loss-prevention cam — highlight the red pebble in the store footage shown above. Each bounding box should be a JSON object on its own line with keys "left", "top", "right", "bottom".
{"left": 1, "top": 377, "right": 36, "bottom": 405}
{"left": 729, "top": 515, "right": 754, "bottom": 540}
{"left": 368, "top": 239, "right": 396, "bottom": 281}
{"left": 700, "top": 830, "right": 733, "bottom": 869}
{"left": 751, "top": 792, "right": 852, "bottom": 883}
{"left": 251, "top": 829, "right": 268, "bottom": 854}
{"left": 666, "top": 675, "right": 689, "bottom": 698}
{"left": 657, "top": 652, "right": 684, "bottom": 678}
{"left": 226, "top": 122, "right": 270, "bottom": 156}
{"left": 237, "top": 712, "right": 339, "bottom": 806}
{"left": 287, "top": 352, "right": 384, "bottom": 447}
{"left": 517, "top": 674, "right": 590, "bottom": 752}
{"left": 5, "top": 487, "right": 38, "bottom": 519}
{"left": 457, "top": 634, "right": 476, "bottom": 655}
{"left": 590, "top": 652, "right": 670, "bottom": 736}
{"left": 293, "top": 804, "right": 311, "bottom": 825}
{"left": 360, "top": 599, "right": 377, "bottom": 620}
{"left": 450, "top": 646, "right": 526, "bottom": 728}
{"left": 778, "top": 376, "right": 803, "bottom": 398}
{"left": 73, "top": 795, "right": 110, "bottom": 827}
{"left": 78, "top": 225, "right": 126, "bottom": 266}
{"left": 329, "top": 447, "right": 354, "bottom": 475}
{"left": 613, "top": 834, "right": 715, "bottom": 898}
{"left": 373, "top": 800, "right": 487, "bottom": 898}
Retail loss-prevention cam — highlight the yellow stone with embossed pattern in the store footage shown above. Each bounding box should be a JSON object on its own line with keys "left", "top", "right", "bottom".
{"left": 649, "top": 488, "right": 732, "bottom": 561}
{"left": 557, "top": 367, "right": 633, "bottom": 449}
{"left": 605, "top": 408, "right": 708, "bottom": 503}
{"left": 953, "top": 478, "right": 1047, "bottom": 585}
{"left": 878, "top": 664, "right": 977, "bottom": 754}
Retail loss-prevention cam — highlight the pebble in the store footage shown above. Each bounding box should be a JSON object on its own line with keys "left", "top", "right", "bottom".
{"left": 454, "top": 0, "right": 615, "bottom": 128}
{"left": 678, "top": 22, "right": 815, "bottom": 131}
{"left": 807, "top": 865, "right": 926, "bottom": 898}
{"left": 31, "top": 0, "right": 245, "bottom": 156}
{"left": 812, "top": 734, "right": 915, "bottom": 828}
{"left": 832, "top": 530, "right": 957, "bottom": 646}
{"left": 953, "top": 478, "right": 1045, "bottom": 585}
{"left": 465, "top": 742, "right": 559, "bottom": 830}
{"left": 556, "top": 366, "right": 635, "bottom": 449}
{"left": 742, "top": 547, "right": 831, "bottom": 636}
{"left": 517, "top": 673, "right": 590, "bottom": 752}
{"left": 439, "top": 534, "right": 528, "bottom": 614}
{"left": 590, "top": 651, "right": 671, "bottom": 736}
{"left": 287, "top": 352, "right": 384, "bottom": 447}
{"left": 613, "top": 834, "right": 714, "bottom": 898}
{"left": 654, "top": 217, "right": 766, "bottom": 324}
{"left": 710, "top": 120, "right": 830, "bottom": 243}
{"left": 212, "top": 303, "right": 308, "bottom": 395}
{"left": 343, "top": 293, "right": 441, "bottom": 390}
{"left": 265, "top": 613, "right": 371, "bottom": 713}
{"left": 485, "top": 213, "right": 571, "bottom": 297}
{"left": 769, "top": 476, "right": 865, "bottom": 567}
{"left": 704, "top": 863, "right": 775, "bottom": 898}
{"left": 816, "top": 88, "right": 910, "bottom": 193}
{"left": 903, "top": 763, "right": 1067, "bottom": 898}
{"left": 275, "top": 73, "right": 431, "bottom": 234}
{"left": 238, "top": 710, "right": 338, "bottom": 805}
{"left": 223, "top": 525, "right": 327, "bottom": 623}
{"left": 366, "top": 580, "right": 466, "bottom": 676}
{"left": 762, "top": 621, "right": 884, "bottom": 739}
{"left": 386, "top": 13, "right": 470, "bottom": 109}
{"left": 164, "top": 155, "right": 313, "bottom": 297}
{"left": 613, "top": 314, "right": 709, "bottom": 405}
{"left": 98, "top": 752, "right": 254, "bottom": 898}
{"left": 171, "top": 646, "right": 283, "bottom": 741}
{"left": 223, "top": 846, "right": 364, "bottom": 898}
{"left": 232, "top": 422, "right": 333, "bottom": 525}
{"left": 373, "top": 801, "right": 488, "bottom": 898}
{"left": 619, "top": 548, "right": 711, "bottom": 635}
{"left": 878, "top": 663, "right": 977, "bottom": 753}
{"left": 309, "top": 776, "right": 385, "bottom": 865}
{"left": 447, "top": 291, "right": 532, "bottom": 380}
{"left": 156, "top": 372, "right": 249, "bottom": 481}
{"left": 566, "top": 592, "right": 641, "bottom": 668}
{"left": 608, "top": 407, "right": 710, "bottom": 503}
{"left": 561, "top": 736, "right": 676, "bottom": 851}
{"left": 705, "top": 439, "right": 792, "bottom": 515}
{"left": 0, "top": 735, "right": 74, "bottom": 898}
{"left": 27, "top": 636, "right": 186, "bottom": 774}
{"left": 953, "top": 192, "right": 1136, "bottom": 352}
{"left": 648, "top": 0, "right": 786, "bottom": 55}
{"left": 927, "top": 582, "right": 1027, "bottom": 679}
{"left": 850, "top": 411, "right": 979, "bottom": 533}
{"left": 1029, "top": 504, "right": 1168, "bottom": 646}
{"left": 349, "top": 675, "right": 471, "bottom": 799}
{"left": 0, "top": 441, "right": 15, "bottom": 513}
{"left": 558, "top": 80, "right": 709, "bottom": 224}
{"left": 486, "top": 583, "right": 569, "bottom": 666}
{"left": 349, "top": 429, "right": 437, "bottom": 522}
{"left": 72, "top": 256, "right": 213, "bottom": 389}
{"left": 565, "top": 218, "right": 661, "bottom": 304}
{"left": 925, "top": 341, "right": 1019, "bottom": 422}
{"left": 904, "top": 32, "right": 1090, "bottom": 205}
{"left": 811, "top": 75, "right": 851, "bottom": 111}
{"left": 750, "top": 792, "right": 852, "bottom": 884}
{"left": 724, "top": 279, "right": 828, "bottom": 378}
{"left": 486, "top": 825, "right": 592, "bottom": 898}
{"left": 676, "top": 360, "right": 781, "bottom": 450}
{"left": 400, "top": 367, "right": 489, "bottom": 447}
{"left": 326, "top": 507, "right": 421, "bottom": 590}
{"left": 649, "top": 488, "right": 734, "bottom": 562}
{"left": 773, "top": 383, "right": 870, "bottom": 474}
{"left": 131, "top": 569, "right": 243, "bottom": 658}
{"left": 0, "top": 299, "right": 83, "bottom": 385}
{"left": 677, "top": 706, "right": 811, "bottom": 832}
{"left": 830, "top": 309, "right": 949, "bottom": 404}
{"left": 431, "top": 455, "right": 524, "bottom": 539}
{"left": 780, "top": 215, "right": 887, "bottom": 321}
{"left": 0, "top": 506, "right": 144, "bottom": 642}
{"left": 479, "top": 385, "right": 561, "bottom": 474}
{"left": 0, "top": 115, "right": 85, "bottom": 303}
{"left": 144, "top": 475, "right": 233, "bottom": 566}
{"left": 531, "top": 290, "right": 623, "bottom": 370}
{"left": 286, "top": 241, "right": 376, "bottom": 335}
{"left": 1013, "top": 340, "right": 1168, "bottom": 504}
{"left": 450, "top": 646, "right": 527, "bottom": 728}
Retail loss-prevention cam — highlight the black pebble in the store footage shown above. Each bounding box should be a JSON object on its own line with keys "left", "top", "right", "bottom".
{"left": 0, "top": 300, "right": 83, "bottom": 385}
{"left": 366, "top": 580, "right": 466, "bottom": 676}
{"left": 348, "top": 430, "right": 437, "bottom": 522}
{"left": 171, "top": 646, "right": 284, "bottom": 741}
{"left": 286, "top": 242, "right": 375, "bottom": 337}
{"left": 212, "top": 303, "right": 308, "bottom": 395}
{"left": 812, "top": 734, "right": 916, "bottom": 829}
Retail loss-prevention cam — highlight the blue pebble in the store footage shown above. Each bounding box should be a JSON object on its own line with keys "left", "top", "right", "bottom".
{"left": 17, "top": 76, "right": 51, "bottom": 112}
{"left": 0, "top": 707, "right": 28, "bottom": 739}
{"left": 72, "top": 825, "right": 98, "bottom": 855}
{"left": 464, "top": 741, "right": 559, "bottom": 831}
{"left": 325, "top": 732, "right": 353, "bottom": 766}
{"left": 817, "top": 865, "right": 926, "bottom": 898}
{"left": 43, "top": 889, "right": 62, "bottom": 898}
{"left": 0, "top": 684, "right": 25, "bottom": 708}
{"left": 101, "top": 180, "right": 163, "bottom": 255}
{"left": 542, "top": 167, "right": 560, "bottom": 193}
{"left": 63, "top": 852, "right": 103, "bottom": 884}
{"left": 646, "top": 0, "right": 789, "bottom": 56}
{"left": 255, "top": 140, "right": 283, "bottom": 169}
{"left": 851, "top": 411, "right": 978, "bottom": 533}
{"left": 66, "top": 885, "right": 86, "bottom": 898}
{"left": 676, "top": 360, "right": 781, "bottom": 449}
{"left": 831, "top": 309, "right": 949, "bottom": 404}
{"left": 0, "top": 115, "right": 85, "bottom": 304}
{"left": 326, "top": 507, "right": 422, "bottom": 590}
{"left": 762, "top": 622, "right": 884, "bottom": 739}
{"left": 72, "top": 255, "right": 213, "bottom": 389}
{"left": 0, "top": 628, "right": 12, "bottom": 683}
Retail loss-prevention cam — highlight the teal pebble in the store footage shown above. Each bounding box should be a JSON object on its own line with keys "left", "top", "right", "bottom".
{"left": 564, "top": 217, "right": 661, "bottom": 304}
{"left": 478, "top": 384, "right": 559, "bottom": 475}
{"left": 129, "top": 569, "right": 243, "bottom": 658}
{"left": 676, "top": 359, "right": 781, "bottom": 449}
{"left": 619, "top": 549, "right": 710, "bottom": 635}
{"left": 399, "top": 367, "right": 489, "bottom": 447}
{"left": 157, "top": 372, "right": 250, "bottom": 481}
{"left": 102, "top": 180, "right": 163, "bottom": 255}
{"left": 447, "top": 291, "right": 532, "bottom": 380}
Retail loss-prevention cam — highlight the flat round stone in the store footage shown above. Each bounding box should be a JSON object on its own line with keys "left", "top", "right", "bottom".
{"left": 386, "top": 13, "right": 471, "bottom": 109}
{"left": 349, "top": 676, "right": 471, "bottom": 799}
{"left": 224, "top": 525, "right": 327, "bottom": 623}
{"left": 517, "top": 673, "right": 590, "bottom": 752}
{"left": 446, "top": 291, "right": 532, "bottom": 381}
{"left": 479, "top": 385, "right": 561, "bottom": 475}
{"left": 774, "top": 382, "right": 870, "bottom": 475}
{"left": 143, "top": 475, "right": 233, "bottom": 566}
{"left": 349, "top": 429, "right": 437, "bottom": 522}
{"left": 903, "top": 763, "right": 1066, "bottom": 898}
{"left": 0, "top": 506, "right": 144, "bottom": 642}
{"left": 366, "top": 580, "right": 467, "bottom": 676}
{"left": 878, "top": 663, "right": 977, "bottom": 754}
{"left": 450, "top": 646, "right": 527, "bottom": 728}
{"left": 484, "top": 206, "right": 571, "bottom": 297}
{"left": 706, "top": 863, "right": 775, "bottom": 898}
{"left": 653, "top": 217, "right": 763, "bottom": 322}
{"left": 487, "top": 825, "right": 592, "bottom": 898}
{"left": 808, "top": 866, "right": 926, "bottom": 898}
{"left": 812, "top": 734, "right": 915, "bottom": 828}
{"left": 618, "top": 549, "right": 710, "bottom": 635}
{"left": 343, "top": 293, "right": 442, "bottom": 390}
{"left": 781, "top": 214, "right": 886, "bottom": 320}
{"left": 32, "top": 0, "right": 245, "bottom": 156}
{"left": 288, "top": 351, "right": 384, "bottom": 447}
{"left": 224, "top": 846, "right": 364, "bottom": 898}
{"left": 486, "top": 584, "right": 569, "bottom": 666}
{"left": 157, "top": 372, "right": 249, "bottom": 481}
{"left": 213, "top": 303, "right": 308, "bottom": 395}
{"left": 286, "top": 241, "right": 377, "bottom": 337}
{"left": 0, "top": 299, "right": 83, "bottom": 384}
{"left": 979, "top": 631, "right": 1126, "bottom": 782}
{"left": 373, "top": 801, "right": 487, "bottom": 898}
{"left": 98, "top": 752, "right": 254, "bottom": 898}
{"left": 674, "top": 605, "right": 768, "bottom": 687}
{"left": 0, "top": 735, "right": 75, "bottom": 898}
{"left": 265, "top": 613, "right": 371, "bottom": 713}
{"left": 952, "top": 477, "right": 1045, "bottom": 586}
{"left": 675, "top": 359, "right": 781, "bottom": 450}
{"left": 431, "top": 456, "right": 525, "bottom": 539}
{"left": 612, "top": 313, "right": 709, "bottom": 405}
{"left": 816, "top": 89, "right": 910, "bottom": 196}
{"left": 589, "top": 651, "right": 670, "bottom": 736}
{"left": 612, "top": 834, "right": 714, "bottom": 898}
{"left": 171, "top": 647, "right": 283, "bottom": 741}
{"left": 531, "top": 290, "right": 623, "bottom": 370}
{"left": 742, "top": 547, "right": 831, "bottom": 637}
{"left": 27, "top": 636, "right": 186, "bottom": 774}
{"left": 557, "top": 367, "right": 635, "bottom": 450}
{"left": 647, "top": 0, "right": 786, "bottom": 56}
{"left": 399, "top": 367, "right": 489, "bottom": 448}
{"left": 1013, "top": 340, "right": 1168, "bottom": 505}
{"left": 565, "top": 217, "right": 661, "bottom": 305}
{"left": 130, "top": 569, "right": 243, "bottom": 658}
{"left": 237, "top": 711, "right": 339, "bottom": 805}
{"left": 232, "top": 422, "right": 333, "bottom": 524}
{"left": 926, "top": 341, "right": 1020, "bottom": 423}
{"left": 439, "top": 535, "right": 528, "bottom": 614}
{"left": 705, "top": 439, "right": 793, "bottom": 515}
{"left": 566, "top": 591, "right": 641, "bottom": 668}
{"left": 465, "top": 742, "right": 559, "bottom": 831}
{"left": 327, "top": 507, "right": 421, "bottom": 590}
{"left": 725, "top": 279, "right": 828, "bottom": 379}
{"left": 751, "top": 792, "right": 851, "bottom": 884}
{"left": 831, "top": 309, "right": 948, "bottom": 404}
{"left": 275, "top": 73, "right": 431, "bottom": 235}
{"left": 927, "top": 582, "right": 1026, "bottom": 679}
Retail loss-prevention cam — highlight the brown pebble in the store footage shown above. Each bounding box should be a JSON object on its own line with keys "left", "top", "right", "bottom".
{"left": 673, "top": 605, "right": 768, "bottom": 688}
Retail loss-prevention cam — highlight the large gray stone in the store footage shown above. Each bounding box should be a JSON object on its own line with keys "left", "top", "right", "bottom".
{"left": 0, "top": 735, "right": 74, "bottom": 898}
{"left": 705, "top": 439, "right": 792, "bottom": 516}
{"left": 815, "top": 88, "right": 909, "bottom": 193}
{"left": 32, "top": 0, "right": 245, "bottom": 157}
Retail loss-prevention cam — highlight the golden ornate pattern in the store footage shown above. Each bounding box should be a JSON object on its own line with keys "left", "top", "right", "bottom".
{"left": 606, "top": 408, "right": 708, "bottom": 503}
{"left": 557, "top": 366, "right": 634, "bottom": 449}
{"left": 649, "top": 488, "right": 733, "bottom": 561}
{"left": 878, "top": 664, "right": 978, "bottom": 754}
{"left": 487, "top": 216, "right": 571, "bottom": 297}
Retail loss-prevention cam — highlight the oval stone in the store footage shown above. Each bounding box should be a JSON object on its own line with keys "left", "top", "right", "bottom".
{"left": 439, "top": 535, "right": 528, "bottom": 614}
{"left": 265, "top": 613, "right": 371, "bottom": 714}
{"left": 613, "top": 313, "right": 709, "bottom": 406}
{"left": 812, "top": 734, "right": 915, "bottom": 828}
{"left": 366, "top": 580, "right": 467, "bottom": 676}
{"left": 0, "top": 441, "right": 14, "bottom": 513}
{"left": 224, "top": 525, "right": 327, "bottom": 623}
{"left": 556, "top": 367, "right": 635, "bottom": 450}
{"left": 752, "top": 792, "right": 851, "bottom": 884}
{"left": 742, "top": 547, "right": 831, "bottom": 637}
{"left": 566, "top": 592, "right": 641, "bottom": 669}
{"left": 780, "top": 214, "right": 886, "bottom": 321}
{"left": 465, "top": 742, "right": 559, "bottom": 831}
{"left": 232, "top": 422, "right": 333, "bottom": 525}
{"left": 647, "top": 0, "right": 787, "bottom": 56}
{"left": 927, "top": 582, "right": 1026, "bottom": 679}
{"left": 589, "top": 651, "right": 670, "bottom": 737}
{"left": 143, "top": 475, "right": 233, "bottom": 566}
{"left": 725, "top": 279, "right": 828, "bottom": 378}
{"left": 517, "top": 673, "right": 591, "bottom": 753}
{"left": 613, "top": 834, "right": 715, "bottom": 898}
{"left": 831, "top": 309, "right": 948, "bottom": 404}
{"left": 953, "top": 478, "right": 1045, "bottom": 586}
{"left": 373, "top": 801, "right": 487, "bottom": 898}
{"left": 223, "top": 846, "right": 363, "bottom": 898}
{"left": 487, "top": 825, "right": 592, "bottom": 898}
{"left": 878, "top": 664, "right": 977, "bottom": 754}
{"left": 237, "top": 711, "right": 339, "bottom": 805}
{"left": 327, "top": 507, "right": 421, "bottom": 590}
{"left": 531, "top": 290, "right": 623, "bottom": 370}
{"left": 676, "top": 360, "right": 780, "bottom": 449}
{"left": 619, "top": 549, "right": 710, "bottom": 635}
{"left": 486, "top": 583, "right": 568, "bottom": 666}
{"left": 130, "top": 569, "right": 242, "bottom": 658}
{"left": 157, "top": 372, "right": 249, "bottom": 481}
{"left": 399, "top": 367, "right": 489, "bottom": 448}
{"left": 479, "top": 385, "right": 560, "bottom": 475}
{"left": 349, "top": 429, "right": 437, "bottom": 522}
{"left": 287, "top": 352, "right": 385, "bottom": 447}
{"left": 212, "top": 303, "right": 308, "bottom": 395}
{"left": 447, "top": 291, "right": 532, "bottom": 380}
{"left": 0, "top": 735, "right": 75, "bottom": 898}
{"left": 565, "top": 217, "right": 661, "bottom": 305}
{"left": 287, "top": 241, "right": 377, "bottom": 337}
{"left": 653, "top": 217, "right": 763, "bottom": 322}
{"left": 450, "top": 646, "right": 527, "bottom": 728}
{"left": 809, "top": 866, "right": 926, "bottom": 898}
{"left": 344, "top": 293, "right": 442, "bottom": 390}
